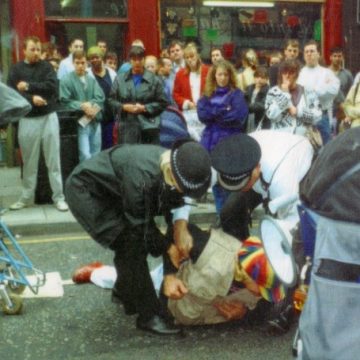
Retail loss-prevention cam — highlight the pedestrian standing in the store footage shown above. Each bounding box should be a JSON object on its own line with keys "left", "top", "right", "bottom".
{"left": 8, "top": 36, "right": 68, "bottom": 211}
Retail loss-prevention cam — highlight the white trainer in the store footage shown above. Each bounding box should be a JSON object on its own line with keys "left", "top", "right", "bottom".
{"left": 55, "top": 200, "right": 69, "bottom": 212}
{"left": 9, "top": 201, "right": 27, "bottom": 211}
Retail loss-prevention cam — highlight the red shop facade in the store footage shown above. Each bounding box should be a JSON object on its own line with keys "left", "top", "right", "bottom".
{"left": 3, "top": 0, "right": 345, "bottom": 70}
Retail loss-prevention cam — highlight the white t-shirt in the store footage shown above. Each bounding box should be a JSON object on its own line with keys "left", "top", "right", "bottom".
{"left": 250, "top": 130, "right": 314, "bottom": 226}
{"left": 297, "top": 65, "right": 340, "bottom": 111}
{"left": 189, "top": 71, "right": 201, "bottom": 105}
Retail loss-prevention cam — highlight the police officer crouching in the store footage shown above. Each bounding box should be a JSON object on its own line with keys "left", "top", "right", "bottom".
{"left": 65, "top": 139, "right": 211, "bottom": 335}
{"left": 210, "top": 131, "right": 314, "bottom": 333}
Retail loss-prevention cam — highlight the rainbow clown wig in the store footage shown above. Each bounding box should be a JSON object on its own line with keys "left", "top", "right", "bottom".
{"left": 238, "top": 237, "right": 286, "bottom": 303}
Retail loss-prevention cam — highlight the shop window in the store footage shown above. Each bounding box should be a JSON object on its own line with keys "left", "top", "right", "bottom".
{"left": 46, "top": 22, "right": 126, "bottom": 62}
{"left": 160, "top": 1, "right": 322, "bottom": 64}
{"left": 44, "top": 0, "right": 127, "bottom": 18}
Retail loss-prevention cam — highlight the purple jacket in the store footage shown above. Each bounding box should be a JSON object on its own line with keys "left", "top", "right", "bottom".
{"left": 197, "top": 87, "right": 248, "bottom": 151}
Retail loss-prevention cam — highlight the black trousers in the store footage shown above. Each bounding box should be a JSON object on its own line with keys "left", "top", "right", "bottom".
{"left": 220, "top": 189, "right": 263, "bottom": 241}
{"left": 117, "top": 121, "right": 159, "bottom": 145}
{"left": 111, "top": 227, "right": 161, "bottom": 321}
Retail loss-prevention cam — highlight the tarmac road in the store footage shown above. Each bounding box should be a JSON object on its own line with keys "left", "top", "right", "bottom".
{"left": 0, "top": 231, "right": 296, "bottom": 360}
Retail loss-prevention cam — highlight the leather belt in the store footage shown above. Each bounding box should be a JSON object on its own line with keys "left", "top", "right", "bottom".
{"left": 316, "top": 259, "right": 360, "bottom": 283}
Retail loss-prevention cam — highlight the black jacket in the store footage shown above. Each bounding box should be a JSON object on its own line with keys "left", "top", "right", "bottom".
{"left": 300, "top": 127, "right": 360, "bottom": 224}
{"left": 108, "top": 69, "right": 168, "bottom": 135}
{"left": 245, "top": 84, "right": 269, "bottom": 127}
{"left": 65, "top": 144, "right": 184, "bottom": 248}
{"left": 7, "top": 60, "right": 58, "bottom": 117}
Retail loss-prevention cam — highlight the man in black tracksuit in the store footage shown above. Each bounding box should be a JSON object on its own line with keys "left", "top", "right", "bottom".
{"left": 65, "top": 140, "right": 211, "bottom": 335}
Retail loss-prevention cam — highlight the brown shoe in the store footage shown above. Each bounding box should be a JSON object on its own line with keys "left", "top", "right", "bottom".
{"left": 72, "top": 261, "right": 104, "bottom": 283}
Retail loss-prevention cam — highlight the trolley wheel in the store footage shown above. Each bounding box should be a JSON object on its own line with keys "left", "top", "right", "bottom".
{"left": 1, "top": 293, "right": 23, "bottom": 315}
{"left": 7, "top": 282, "right": 26, "bottom": 294}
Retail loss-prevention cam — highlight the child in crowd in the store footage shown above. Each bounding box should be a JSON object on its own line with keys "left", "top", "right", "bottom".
{"left": 104, "top": 51, "right": 118, "bottom": 72}
{"left": 144, "top": 55, "right": 158, "bottom": 74}
{"left": 268, "top": 51, "right": 283, "bottom": 66}
{"left": 244, "top": 66, "right": 270, "bottom": 132}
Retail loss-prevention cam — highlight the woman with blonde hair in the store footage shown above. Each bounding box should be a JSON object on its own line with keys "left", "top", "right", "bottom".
{"left": 237, "top": 48, "right": 258, "bottom": 91}
{"left": 173, "top": 43, "right": 209, "bottom": 140}
{"left": 197, "top": 60, "right": 248, "bottom": 212}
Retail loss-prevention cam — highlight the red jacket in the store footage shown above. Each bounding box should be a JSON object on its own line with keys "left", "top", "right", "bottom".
{"left": 173, "top": 65, "right": 209, "bottom": 110}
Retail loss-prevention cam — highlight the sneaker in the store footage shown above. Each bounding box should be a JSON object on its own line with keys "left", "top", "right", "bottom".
{"left": 9, "top": 201, "right": 27, "bottom": 211}
{"left": 55, "top": 200, "right": 69, "bottom": 212}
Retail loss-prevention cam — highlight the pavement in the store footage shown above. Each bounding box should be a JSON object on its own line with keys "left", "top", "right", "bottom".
{"left": 0, "top": 165, "right": 218, "bottom": 236}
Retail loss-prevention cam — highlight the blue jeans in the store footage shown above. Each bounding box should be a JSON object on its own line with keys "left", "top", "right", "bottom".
{"left": 316, "top": 112, "right": 331, "bottom": 145}
{"left": 212, "top": 183, "right": 230, "bottom": 214}
{"left": 78, "top": 122, "right": 101, "bottom": 162}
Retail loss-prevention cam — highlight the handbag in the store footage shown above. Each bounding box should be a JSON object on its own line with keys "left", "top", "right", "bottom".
{"left": 305, "top": 125, "right": 323, "bottom": 151}
{"left": 137, "top": 113, "right": 161, "bottom": 131}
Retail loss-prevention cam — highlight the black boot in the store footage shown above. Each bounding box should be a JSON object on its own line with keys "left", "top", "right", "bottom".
{"left": 111, "top": 287, "right": 137, "bottom": 315}
{"left": 266, "top": 304, "right": 294, "bottom": 335}
{"left": 136, "top": 315, "right": 182, "bottom": 336}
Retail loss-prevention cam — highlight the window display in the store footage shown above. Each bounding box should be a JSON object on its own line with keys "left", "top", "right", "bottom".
{"left": 160, "top": 1, "right": 322, "bottom": 63}
{"left": 44, "top": 0, "right": 127, "bottom": 18}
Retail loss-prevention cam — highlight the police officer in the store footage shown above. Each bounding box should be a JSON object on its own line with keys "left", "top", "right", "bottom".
{"left": 210, "top": 130, "right": 314, "bottom": 333}
{"left": 65, "top": 139, "right": 211, "bottom": 335}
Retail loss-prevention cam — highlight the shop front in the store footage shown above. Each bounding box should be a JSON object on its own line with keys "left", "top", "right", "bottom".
{"left": 7, "top": 0, "right": 160, "bottom": 70}
{"left": 159, "top": 0, "right": 341, "bottom": 64}
{"left": 6, "top": 0, "right": 342, "bottom": 69}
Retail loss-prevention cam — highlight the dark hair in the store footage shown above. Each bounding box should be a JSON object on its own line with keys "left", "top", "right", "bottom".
{"left": 129, "top": 45, "right": 145, "bottom": 58}
{"left": 330, "top": 46, "right": 344, "bottom": 55}
{"left": 168, "top": 40, "right": 184, "bottom": 51}
{"left": 157, "top": 56, "right": 171, "bottom": 67}
{"left": 284, "top": 39, "right": 299, "bottom": 50}
{"left": 104, "top": 51, "right": 118, "bottom": 61}
{"left": 69, "top": 38, "right": 84, "bottom": 46}
{"left": 72, "top": 50, "right": 86, "bottom": 61}
{"left": 23, "top": 36, "right": 41, "bottom": 49}
{"left": 278, "top": 60, "right": 301, "bottom": 85}
{"left": 304, "top": 40, "right": 320, "bottom": 53}
{"left": 210, "top": 47, "right": 223, "bottom": 56}
{"left": 254, "top": 66, "right": 269, "bottom": 79}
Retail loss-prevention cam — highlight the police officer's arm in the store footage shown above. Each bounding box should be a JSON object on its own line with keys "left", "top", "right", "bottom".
{"left": 171, "top": 199, "right": 193, "bottom": 260}
{"left": 163, "top": 205, "right": 191, "bottom": 300}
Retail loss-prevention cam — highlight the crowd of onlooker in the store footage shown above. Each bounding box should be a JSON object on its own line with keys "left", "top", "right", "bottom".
{"left": 3, "top": 35, "right": 360, "bottom": 214}
{"left": 3, "top": 35, "right": 360, "bottom": 343}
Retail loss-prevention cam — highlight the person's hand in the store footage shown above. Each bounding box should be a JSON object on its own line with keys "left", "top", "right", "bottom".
{"left": 280, "top": 75, "right": 290, "bottom": 92}
{"left": 17, "top": 81, "right": 29, "bottom": 92}
{"left": 288, "top": 105, "right": 297, "bottom": 116}
{"left": 188, "top": 102, "right": 196, "bottom": 110}
{"left": 343, "top": 116, "right": 352, "bottom": 125}
{"left": 134, "top": 103, "right": 146, "bottom": 113}
{"left": 213, "top": 300, "right": 247, "bottom": 320}
{"left": 32, "top": 95, "right": 47, "bottom": 106}
{"left": 81, "top": 102, "right": 93, "bottom": 113}
{"left": 163, "top": 274, "right": 188, "bottom": 300}
{"left": 342, "top": 116, "right": 352, "bottom": 129}
{"left": 167, "top": 244, "right": 184, "bottom": 269}
{"left": 173, "top": 220, "right": 193, "bottom": 260}
{"left": 122, "top": 103, "right": 145, "bottom": 114}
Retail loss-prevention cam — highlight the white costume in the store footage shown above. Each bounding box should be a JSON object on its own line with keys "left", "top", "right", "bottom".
{"left": 250, "top": 130, "right": 314, "bottom": 227}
